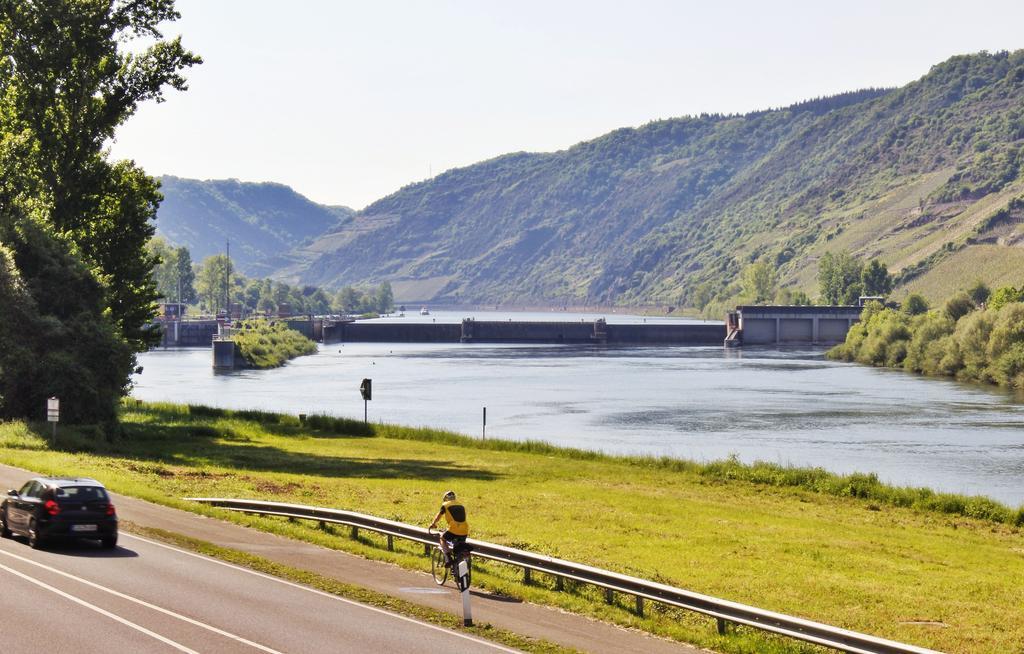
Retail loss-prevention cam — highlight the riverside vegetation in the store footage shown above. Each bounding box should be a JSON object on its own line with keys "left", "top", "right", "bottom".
{"left": 1, "top": 402, "right": 1022, "bottom": 654}
{"left": 230, "top": 320, "right": 318, "bottom": 369}
{"left": 829, "top": 282, "right": 1024, "bottom": 388}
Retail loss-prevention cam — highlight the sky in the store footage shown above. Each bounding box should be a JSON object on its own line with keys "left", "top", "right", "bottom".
{"left": 109, "top": 0, "right": 1024, "bottom": 210}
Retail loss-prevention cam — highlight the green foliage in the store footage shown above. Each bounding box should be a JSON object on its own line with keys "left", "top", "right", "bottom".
{"left": 966, "top": 280, "right": 992, "bottom": 306}
{"left": 818, "top": 251, "right": 864, "bottom": 304}
{"left": 195, "top": 254, "right": 232, "bottom": 313}
{"left": 230, "top": 320, "right": 317, "bottom": 369}
{"left": 739, "top": 259, "right": 777, "bottom": 303}
{"left": 944, "top": 292, "right": 976, "bottom": 321}
{"left": 860, "top": 259, "right": 894, "bottom": 296}
{"left": 0, "top": 1, "right": 199, "bottom": 423}
{"left": 830, "top": 291, "right": 1024, "bottom": 389}
{"left": 987, "top": 285, "right": 1024, "bottom": 310}
{"left": 147, "top": 237, "right": 196, "bottom": 304}
{"left": 902, "top": 293, "right": 930, "bottom": 315}
{"left": 773, "top": 287, "right": 811, "bottom": 305}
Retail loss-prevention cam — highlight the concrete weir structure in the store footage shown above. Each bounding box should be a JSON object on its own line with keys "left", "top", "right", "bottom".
{"left": 727, "top": 305, "right": 864, "bottom": 345}
{"left": 324, "top": 318, "right": 725, "bottom": 345}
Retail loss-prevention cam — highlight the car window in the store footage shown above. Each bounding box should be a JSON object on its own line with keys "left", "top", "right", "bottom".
{"left": 18, "top": 481, "right": 33, "bottom": 496}
{"left": 54, "top": 486, "right": 108, "bottom": 502}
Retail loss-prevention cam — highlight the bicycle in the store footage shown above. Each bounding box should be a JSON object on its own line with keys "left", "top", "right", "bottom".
{"left": 428, "top": 527, "right": 472, "bottom": 588}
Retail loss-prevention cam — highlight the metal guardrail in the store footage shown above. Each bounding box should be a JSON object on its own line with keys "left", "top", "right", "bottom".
{"left": 187, "top": 498, "right": 942, "bottom": 654}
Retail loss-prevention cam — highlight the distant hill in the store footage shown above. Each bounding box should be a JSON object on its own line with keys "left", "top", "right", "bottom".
{"left": 155, "top": 176, "right": 352, "bottom": 277}
{"left": 278, "top": 50, "right": 1024, "bottom": 307}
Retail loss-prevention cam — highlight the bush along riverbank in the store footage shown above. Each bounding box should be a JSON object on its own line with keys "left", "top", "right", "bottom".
{"left": 230, "top": 319, "right": 317, "bottom": 368}
{"left": 2, "top": 401, "right": 1024, "bottom": 653}
{"left": 829, "top": 292, "right": 1024, "bottom": 389}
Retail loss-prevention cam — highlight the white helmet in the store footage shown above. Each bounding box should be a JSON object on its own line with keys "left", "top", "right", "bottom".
{"left": 442, "top": 490, "right": 456, "bottom": 502}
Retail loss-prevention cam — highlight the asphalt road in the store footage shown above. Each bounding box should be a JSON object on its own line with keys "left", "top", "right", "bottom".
{"left": 0, "top": 530, "right": 516, "bottom": 653}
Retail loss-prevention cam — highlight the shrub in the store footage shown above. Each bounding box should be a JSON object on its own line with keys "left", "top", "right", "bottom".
{"left": 902, "top": 293, "right": 930, "bottom": 315}
{"left": 943, "top": 292, "right": 976, "bottom": 321}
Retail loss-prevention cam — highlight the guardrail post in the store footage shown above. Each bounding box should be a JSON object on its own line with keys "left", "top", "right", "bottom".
{"left": 318, "top": 520, "right": 327, "bottom": 530}
{"left": 350, "top": 526, "right": 358, "bottom": 539}
{"left": 387, "top": 535, "right": 394, "bottom": 551}
{"left": 605, "top": 588, "right": 614, "bottom": 604}
{"left": 555, "top": 576, "right": 564, "bottom": 591}
{"left": 635, "top": 596, "right": 644, "bottom": 617}
{"left": 523, "top": 568, "right": 532, "bottom": 584}
{"left": 717, "top": 618, "right": 728, "bottom": 635}
{"left": 424, "top": 543, "right": 431, "bottom": 556}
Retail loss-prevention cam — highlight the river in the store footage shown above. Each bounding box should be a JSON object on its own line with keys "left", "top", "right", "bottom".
{"left": 133, "top": 311, "right": 1024, "bottom": 506}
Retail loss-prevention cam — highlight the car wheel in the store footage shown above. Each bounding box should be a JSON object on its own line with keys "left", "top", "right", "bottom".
{"left": 101, "top": 534, "right": 117, "bottom": 549}
{"left": 0, "top": 509, "right": 10, "bottom": 539}
{"left": 27, "top": 519, "right": 43, "bottom": 549}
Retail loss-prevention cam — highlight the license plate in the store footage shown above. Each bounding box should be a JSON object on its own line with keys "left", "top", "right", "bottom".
{"left": 71, "top": 524, "right": 97, "bottom": 532}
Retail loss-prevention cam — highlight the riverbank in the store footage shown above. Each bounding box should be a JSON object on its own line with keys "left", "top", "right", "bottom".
{"left": 1, "top": 402, "right": 1021, "bottom": 652}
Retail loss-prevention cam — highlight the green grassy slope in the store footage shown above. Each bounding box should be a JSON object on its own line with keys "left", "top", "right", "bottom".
{"left": 285, "top": 51, "right": 1024, "bottom": 307}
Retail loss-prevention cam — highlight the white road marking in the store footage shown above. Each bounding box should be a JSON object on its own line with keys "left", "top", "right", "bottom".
{"left": 0, "top": 560, "right": 199, "bottom": 654}
{"left": 0, "top": 548, "right": 284, "bottom": 654}
{"left": 124, "top": 533, "right": 522, "bottom": 654}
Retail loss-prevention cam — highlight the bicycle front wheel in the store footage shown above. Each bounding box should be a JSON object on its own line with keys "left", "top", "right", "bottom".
{"left": 431, "top": 547, "right": 449, "bottom": 586}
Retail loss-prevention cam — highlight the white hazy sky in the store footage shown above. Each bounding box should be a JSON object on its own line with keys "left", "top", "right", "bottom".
{"left": 109, "top": 0, "right": 1024, "bottom": 209}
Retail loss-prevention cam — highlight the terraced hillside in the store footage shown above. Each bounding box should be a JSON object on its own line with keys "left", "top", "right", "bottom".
{"left": 280, "top": 50, "right": 1024, "bottom": 307}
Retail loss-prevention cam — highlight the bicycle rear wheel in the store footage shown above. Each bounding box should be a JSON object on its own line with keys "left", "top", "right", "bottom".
{"left": 431, "top": 547, "right": 449, "bottom": 586}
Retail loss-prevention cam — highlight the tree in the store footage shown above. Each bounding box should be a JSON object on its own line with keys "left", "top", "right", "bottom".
{"left": 943, "top": 292, "right": 976, "bottom": 322}
{"left": 0, "top": 1, "right": 201, "bottom": 352}
{"left": 334, "top": 287, "right": 361, "bottom": 313}
{"left": 195, "top": 255, "right": 232, "bottom": 313}
{"left": 374, "top": 281, "right": 394, "bottom": 313}
{"left": 0, "top": 1, "right": 199, "bottom": 422}
{"left": 818, "top": 251, "right": 864, "bottom": 304}
{"left": 902, "top": 293, "right": 930, "bottom": 315}
{"left": 740, "top": 260, "right": 777, "bottom": 303}
{"left": 966, "top": 280, "right": 991, "bottom": 306}
{"left": 173, "top": 246, "right": 196, "bottom": 304}
{"left": 860, "top": 259, "right": 893, "bottom": 296}
{"left": 989, "top": 285, "right": 1024, "bottom": 311}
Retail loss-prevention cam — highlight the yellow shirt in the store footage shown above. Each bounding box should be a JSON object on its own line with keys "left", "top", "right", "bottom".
{"left": 440, "top": 500, "right": 469, "bottom": 536}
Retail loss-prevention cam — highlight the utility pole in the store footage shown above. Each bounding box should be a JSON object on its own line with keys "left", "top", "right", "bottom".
{"left": 224, "top": 239, "right": 231, "bottom": 318}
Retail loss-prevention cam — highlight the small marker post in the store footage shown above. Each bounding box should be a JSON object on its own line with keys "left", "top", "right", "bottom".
{"left": 482, "top": 406, "right": 486, "bottom": 440}
{"left": 457, "top": 558, "right": 473, "bottom": 626}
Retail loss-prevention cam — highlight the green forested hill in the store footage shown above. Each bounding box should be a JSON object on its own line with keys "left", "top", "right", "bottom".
{"left": 281, "top": 50, "right": 1024, "bottom": 307}
{"left": 156, "top": 176, "right": 353, "bottom": 276}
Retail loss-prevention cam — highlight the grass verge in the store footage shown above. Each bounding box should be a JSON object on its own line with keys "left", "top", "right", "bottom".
{"left": 1, "top": 401, "right": 1022, "bottom": 653}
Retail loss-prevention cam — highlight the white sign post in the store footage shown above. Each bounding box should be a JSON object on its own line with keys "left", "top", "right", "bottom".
{"left": 46, "top": 397, "right": 59, "bottom": 442}
{"left": 457, "top": 559, "right": 472, "bottom": 626}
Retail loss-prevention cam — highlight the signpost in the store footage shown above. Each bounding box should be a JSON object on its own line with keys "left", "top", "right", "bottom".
{"left": 46, "top": 397, "right": 59, "bottom": 442}
{"left": 359, "top": 379, "right": 372, "bottom": 423}
{"left": 482, "top": 406, "right": 486, "bottom": 440}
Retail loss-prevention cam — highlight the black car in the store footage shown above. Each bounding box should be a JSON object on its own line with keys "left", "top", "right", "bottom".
{"left": 0, "top": 477, "right": 118, "bottom": 549}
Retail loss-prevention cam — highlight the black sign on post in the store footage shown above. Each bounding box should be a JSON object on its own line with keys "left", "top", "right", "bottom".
{"left": 359, "top": 378, "right": 372, "bottom": 423}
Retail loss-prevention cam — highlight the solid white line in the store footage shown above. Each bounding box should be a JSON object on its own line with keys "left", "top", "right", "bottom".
{"left": 0, "top": 548, "right": 284, "bottom": 654}
{"left": 0, "top": 560, "right": 199, "bottom": 654}
{"left": 123, "top": 533, "right": 522, "bottom": 654}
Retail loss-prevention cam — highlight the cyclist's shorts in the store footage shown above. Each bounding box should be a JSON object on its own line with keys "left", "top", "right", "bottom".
{"left": 443, "top": 531, "right": 468, "bottom": 552}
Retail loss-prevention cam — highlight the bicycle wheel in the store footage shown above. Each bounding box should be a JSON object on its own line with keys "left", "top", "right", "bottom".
{"left": 431, "top": 547, "right": 449, "bottom": 586}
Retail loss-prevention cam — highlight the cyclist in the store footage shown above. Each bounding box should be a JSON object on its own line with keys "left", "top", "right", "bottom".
{"left": 428, "top": 490, "right": 469, "bottom": 563}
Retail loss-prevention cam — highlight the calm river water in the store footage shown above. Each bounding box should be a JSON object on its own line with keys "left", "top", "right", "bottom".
{"left": 133, "top": 312, "right": 1024, "bottom": 506}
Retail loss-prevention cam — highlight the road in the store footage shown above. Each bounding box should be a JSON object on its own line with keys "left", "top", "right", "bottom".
{"left": 0, "top": 530, "right": 517, "bottom": 653}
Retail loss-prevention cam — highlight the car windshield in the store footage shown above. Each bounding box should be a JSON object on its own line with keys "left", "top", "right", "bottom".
{"left": 54, "top": 486, "right": 108, "bottom": 502}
